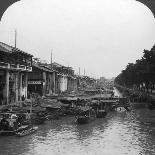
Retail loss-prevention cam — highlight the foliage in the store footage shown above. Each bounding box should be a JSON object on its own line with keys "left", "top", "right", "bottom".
{"left": 115, "top": 44, "right": 155, "bottom": 93}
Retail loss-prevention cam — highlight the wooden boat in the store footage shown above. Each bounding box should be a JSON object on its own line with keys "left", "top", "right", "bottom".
{"left": 76, "top": 115, "right": 89, "bottom": 124}
{"left": 0, "top": 112, "right": 30, "bottom": 136}
{"left": 0, "top": 125, "right": 30, "bottom": 136}
{"left": 0, "top": 130, "right": 15, "bottom": 136}
{"left": 148, "top": 100, "right": 155, "bottom": 110}
{"left": 31, "top": 116, "right": 46, "bottom": 125}
{"left": 16, "top": 126, "right": 38, "bottom": 137}
{"left": 76, "top": 106, "right": 96, "bottom": 124}
{"left": 96, "top": 110, "right": 107, "bottom": 118}
{"left": 30, "top": 111, "right": 46, "bottom": 125}
{"left": 96, "top": 101, "right": 107, "bottom": 118}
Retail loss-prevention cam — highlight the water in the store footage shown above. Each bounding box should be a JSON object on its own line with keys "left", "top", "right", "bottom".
{"left": 1, "top": 108, "right": 155, "bottom": 155}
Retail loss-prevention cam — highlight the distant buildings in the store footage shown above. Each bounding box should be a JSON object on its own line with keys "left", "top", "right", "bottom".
{"left": 0, "top": 42, "right": 97, "bottom": 105}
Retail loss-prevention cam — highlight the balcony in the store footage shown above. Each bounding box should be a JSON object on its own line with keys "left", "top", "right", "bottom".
{"left": 0, "top": 61, "right": 32, "bottom": 71}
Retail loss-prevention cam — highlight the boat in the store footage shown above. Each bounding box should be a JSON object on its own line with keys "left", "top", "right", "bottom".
{"left": 96, "top": 101, "right": 107, "bottom": 118}
{"left": 0, "top": 124, "right": 30, "bottom": 136}
{"left": 0, "top": 112, "right": 31, "bottom": 136}
{"left": 148, "top": 104, "right": 155, "bottom": 110}
{"left": 76, "top": 115, "right": 89, "bottom": 124}
{"left": 0, "top": 130, "right": 15, "bottom": 136}
{"left": 96, "top": 109, "right": 107, "bottom": 118}
{"left": 31, "top": 116, "right": 46, "bottom": 125}
{"left": 15, "top": 126, "right": 38, "bottom": 137}
{"left": 148, "top": 99, "right": 155, "bottom": 110}
{"left": 76, "top": 106, "right": 96, "bottom": 124}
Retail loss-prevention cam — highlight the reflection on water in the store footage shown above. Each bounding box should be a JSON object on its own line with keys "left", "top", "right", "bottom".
{"left": 1, "top": 109, "right": 155, "bottom": 155}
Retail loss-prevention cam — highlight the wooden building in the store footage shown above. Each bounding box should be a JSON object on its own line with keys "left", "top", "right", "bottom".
{"left": 28, "top": 62, "right": 78, "bottom": 96}
{"left": 0, "top": 42, "right": 33, "bottom": 105}
{"left": 28, "top": 63, "right": 56, "bottom": 96}
{"left": 52, "top": 62, "right": 77, "bottom": 93}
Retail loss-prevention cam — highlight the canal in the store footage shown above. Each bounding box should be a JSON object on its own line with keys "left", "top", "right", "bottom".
{"left": 1, "top": 108, "right": 155, "bottom": 155}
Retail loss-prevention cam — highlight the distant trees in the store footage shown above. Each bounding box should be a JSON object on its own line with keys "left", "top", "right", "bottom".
{"left": 115, "top": 44, "right": 155, "bottom": 93}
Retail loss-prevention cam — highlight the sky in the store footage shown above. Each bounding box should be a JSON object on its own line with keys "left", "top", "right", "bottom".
{"left": 0, "top": 0, "right": 155, "bottom": 79}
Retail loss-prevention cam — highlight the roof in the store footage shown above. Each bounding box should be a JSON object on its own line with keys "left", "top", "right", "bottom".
{"left": 78, "top": 106, "right": 92, "bottom": 112}
{"left": 33, "top": 63, "right": 54, "bottom": 73}
{"left": 52, "top": 62, "right": 64, "bottom": 68}
{"left": 0, "top": 42, "right": 33, "bottom": 57}
{"left": 52, "top": 62, "right": 73, "bottom": 70}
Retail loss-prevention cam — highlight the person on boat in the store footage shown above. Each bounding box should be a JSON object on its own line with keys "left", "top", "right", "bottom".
{"left": 9, "top": 114, "right": 16, "bottom": 127}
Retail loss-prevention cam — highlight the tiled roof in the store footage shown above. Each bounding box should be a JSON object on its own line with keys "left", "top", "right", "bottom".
{"left": 33, "top": 63, "right": 53, "bottom": 72}
{"left": 0, "top": 42, "right": 33, "bottom": 57}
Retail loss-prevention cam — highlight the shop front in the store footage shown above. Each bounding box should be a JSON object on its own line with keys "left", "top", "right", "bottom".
{"left": 28, "top": 80, "right": 43, "bottom": 96}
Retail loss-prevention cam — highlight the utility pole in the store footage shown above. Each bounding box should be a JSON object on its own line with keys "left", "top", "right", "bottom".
{"left": 51, "top": 49, "right": 53, "bottom": 70}
{"left": 15, "top": 29, "right": 17, "bottom": 48}
{"left": 79, "top": 67, "right": 80, "bottom": 75}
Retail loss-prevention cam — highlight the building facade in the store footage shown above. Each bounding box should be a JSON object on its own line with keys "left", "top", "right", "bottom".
{"left": 28, "top": 62, "right": 78, "bottom": 96}
{"left": 28, "top": 63, "right": 56, "bottom": 96}
{"left": 0, "top": 42, "right": 33, "bottom": 105}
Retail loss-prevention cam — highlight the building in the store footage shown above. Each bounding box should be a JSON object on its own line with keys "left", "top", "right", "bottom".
{"left": 28, "top": 62, "right": 56, "bottom": 96}
{"left": 52, "top": 62, "right": 77, "bottom": 94}
{"left": 0, "top": 42, "right": 33, "bottom": 105}
{"left": 77, "top": 75, "right": 97, "bottom": 91}
{"left": 28, "top": 61, "right": 78, "bottom": 96}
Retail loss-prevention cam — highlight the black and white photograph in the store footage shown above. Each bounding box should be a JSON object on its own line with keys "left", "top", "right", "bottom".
{"left": 0, "top": 0, "right": 155, "bottom": 155}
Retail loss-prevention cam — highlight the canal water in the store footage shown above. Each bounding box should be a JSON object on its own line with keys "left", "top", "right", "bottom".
{"left": 1, "top": 108, "right": 155, "bottom": 155}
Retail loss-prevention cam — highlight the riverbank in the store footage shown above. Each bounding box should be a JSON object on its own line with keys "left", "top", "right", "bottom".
{"left": 113, "top": 86, "right": 150, "bottom": 110}
{"left": 115, "top": 85, "right": 155, "bottom": 103}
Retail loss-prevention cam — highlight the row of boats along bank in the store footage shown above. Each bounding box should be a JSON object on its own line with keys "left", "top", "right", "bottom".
{"left": 0, "top": 93, "right": 130, "bottom": 137}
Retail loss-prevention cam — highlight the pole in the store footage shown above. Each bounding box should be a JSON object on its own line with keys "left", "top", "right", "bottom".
{"left": 79, "top": 67, "right": 80, "bottom": 75}
{"left": 51, "top": 49, "right": 53, "bottom": 70}
{"left": 15, "top": 29, "right": 17, "bottom": 48}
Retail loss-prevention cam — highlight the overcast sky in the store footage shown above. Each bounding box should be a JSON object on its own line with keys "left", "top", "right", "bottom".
{"left": 0, "top": 0, "right": 155, "bottom": 78}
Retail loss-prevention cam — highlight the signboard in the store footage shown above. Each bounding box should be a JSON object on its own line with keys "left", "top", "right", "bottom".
{"left": 28, "top": 81, "right": 42, "bottom": 85}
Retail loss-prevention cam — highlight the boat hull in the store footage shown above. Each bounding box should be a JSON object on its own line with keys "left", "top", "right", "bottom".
{"left": 0, "top": 130, "right": 15, "bottom": 136}
{"left": 16, "top": 126, "right": 38, "bottom": 137}
{"left": 31, "top": 117, "right": 46, "bottom": 125}
{"left": 96, "top": 111, "right": 107, "bottom": 118}
{"left": 76, "top": 116, "right": 89, "bottom": 124}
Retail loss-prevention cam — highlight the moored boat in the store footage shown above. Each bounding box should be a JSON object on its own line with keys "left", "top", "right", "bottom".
{"left": 76, "top": 115, "right": 89, "bottom": 124}
{"left": 96, "top": 101, "right": 108, "bottom": 118}
{"left": 15, "top": 126, "right": 38, "bottom": 137}
{"left": 31, "top": 116, "right": 46, "bottom": 125}
{"left": 0, "top": 112, "right": 32, "bottom": 136}
{"left": 96, "top": 110, "right": 107, "bottom": 118}
{"left": 0, "top": 130, "right": 15, "bottom": 136}
{"left": 76, "top": 106, "right": 96, "bottom": 124}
